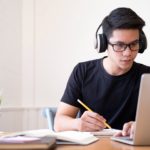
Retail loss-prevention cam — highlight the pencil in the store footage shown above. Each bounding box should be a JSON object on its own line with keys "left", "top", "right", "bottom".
{"left": 77, "top": 99, "right": 111, "bottom": 129}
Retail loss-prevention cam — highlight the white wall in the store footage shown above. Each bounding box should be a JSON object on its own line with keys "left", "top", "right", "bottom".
{"left": 0, "top": 0, "right": 22, "bottom": 106}
{"left": 0, "top": 107, "right": 48, "bottom": 131}
{"left": 0, "top": 0, "right": 150, "bottom": 107}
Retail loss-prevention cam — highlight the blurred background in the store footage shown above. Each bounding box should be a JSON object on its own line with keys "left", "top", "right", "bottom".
{"left": 0, "top": 0, "right": 149, "bottom": 131}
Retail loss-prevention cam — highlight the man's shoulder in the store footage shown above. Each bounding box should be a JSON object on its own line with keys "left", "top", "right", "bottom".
{"left": 77, "top": 58, "right": 101, "bottom": 67}
{"left": 134, "top": 62, "right": 150, "bottom": 72}
{"left": 72, "top": 58, "right": 102, "bottom": 77}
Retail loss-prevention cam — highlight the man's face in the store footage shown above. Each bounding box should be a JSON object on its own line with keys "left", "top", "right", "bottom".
{"left": 107, "top": 29, "right": 140, "bottom": 73}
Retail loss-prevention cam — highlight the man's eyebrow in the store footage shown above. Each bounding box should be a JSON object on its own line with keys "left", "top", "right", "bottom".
{"left": 112, "top": 39, "right": 139, "bottom": 44}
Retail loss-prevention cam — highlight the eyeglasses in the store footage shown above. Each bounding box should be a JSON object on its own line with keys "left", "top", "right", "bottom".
{"left": 108, "top": 40, "right": 141, "bottom": 52}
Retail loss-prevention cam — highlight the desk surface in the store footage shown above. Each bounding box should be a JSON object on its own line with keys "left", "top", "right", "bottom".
{"left": 55, "top": 137, "right": 150, "bottom": 150}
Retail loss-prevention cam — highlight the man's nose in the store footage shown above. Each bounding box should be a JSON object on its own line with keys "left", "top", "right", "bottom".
{"left": 123, "top": 46, "right": 132, "bottom": 55}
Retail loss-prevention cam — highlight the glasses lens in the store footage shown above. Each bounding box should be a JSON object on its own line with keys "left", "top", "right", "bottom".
{"left": 113, "top": 43, "right": 126, "bottom": 51}
{"left": 129, "top": 41, "right": 140, "bottom": 51}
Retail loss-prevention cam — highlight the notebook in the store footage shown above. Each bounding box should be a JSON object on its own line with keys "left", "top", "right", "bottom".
{"left": 91, "top": 128, "right": 121, "bottom": 137}
{"left": 111, "top": 74, "right": 150, "bottom": 145}
{"left": 1, "top": 129, "right": 98, "bottom": 145}
{"left": 0, "top": 136, "right": 56, "bottom": 150}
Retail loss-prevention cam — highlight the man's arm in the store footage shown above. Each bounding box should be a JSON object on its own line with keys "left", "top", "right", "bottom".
{"left": 54, "top": 102, "right": 79, "bottom": 131}
{"left": 54, "top": 102, "right": 106, "bottom": 132}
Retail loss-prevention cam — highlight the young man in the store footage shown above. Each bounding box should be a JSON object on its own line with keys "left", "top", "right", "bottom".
{"left": 54, "top": 7, "right": 150, "bottom": 132}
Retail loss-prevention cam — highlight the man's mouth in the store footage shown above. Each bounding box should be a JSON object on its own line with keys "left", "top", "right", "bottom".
{"left": 121, "top": 59, "right": 132, "bottom": 63}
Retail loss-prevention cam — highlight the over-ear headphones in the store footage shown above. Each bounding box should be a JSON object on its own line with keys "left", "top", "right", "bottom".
{"left": 94, "top": 24, "right": 147, "bottom": 53}
{"left": 94, "top": 23, "right": 108, "bottom": 53}
{"left": 139, "top": 30, "right": 147, "bottom": 53}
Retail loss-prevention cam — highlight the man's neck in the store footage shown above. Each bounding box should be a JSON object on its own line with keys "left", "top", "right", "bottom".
{"left": 102, "top": 57, "right": 131, "bottom": 76}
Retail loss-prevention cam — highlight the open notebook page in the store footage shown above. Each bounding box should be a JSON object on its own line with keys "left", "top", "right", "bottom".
{"left": 91, "top": 129, "right": 121, "bottom": 137}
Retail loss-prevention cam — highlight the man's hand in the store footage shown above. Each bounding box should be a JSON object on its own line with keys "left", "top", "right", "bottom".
{"left": 76, "top": 111, "right": 106, "bottom": 131}
{"left": 114, "top": 121, "right": 135, "bottom": 139}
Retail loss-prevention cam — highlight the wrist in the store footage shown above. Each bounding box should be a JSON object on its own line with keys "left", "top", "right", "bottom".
{"left": 72, "top": 118, "right": 80, "bottom": 131}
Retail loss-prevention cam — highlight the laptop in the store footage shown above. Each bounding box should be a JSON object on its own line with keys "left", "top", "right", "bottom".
{"left": 111, "top": 74, "right": 150, "bottom": 145}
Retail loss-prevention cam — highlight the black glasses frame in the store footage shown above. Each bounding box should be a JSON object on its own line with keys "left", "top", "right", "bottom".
{"left": 108, "top": 40, "right": 141, "bottom": 52}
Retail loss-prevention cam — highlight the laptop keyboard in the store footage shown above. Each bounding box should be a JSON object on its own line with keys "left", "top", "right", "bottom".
{"left": 118, "top": 136, "right": 133, "bottom": 141}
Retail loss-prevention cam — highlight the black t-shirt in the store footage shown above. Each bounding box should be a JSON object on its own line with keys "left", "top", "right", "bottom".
{"left": 61, "top": 57, "right": 150, "bottom": 129}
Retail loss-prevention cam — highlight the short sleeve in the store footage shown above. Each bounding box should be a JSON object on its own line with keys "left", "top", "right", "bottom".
{"left": 61, "top": 63, "right": 85, "bottom": 107}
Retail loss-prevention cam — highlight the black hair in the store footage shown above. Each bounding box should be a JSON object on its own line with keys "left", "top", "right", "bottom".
{"left": 102, "top": 7, "right": 145, "bottom": 39}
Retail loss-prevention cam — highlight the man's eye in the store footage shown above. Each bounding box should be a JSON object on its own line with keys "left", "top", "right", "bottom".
{"left": 131, "top": 42, "right": 138, "bottom": 46}
{"left": 116, "top": 43, "right": 125, "bottom": 47}
{"left": 131, "top": 43, "right": 136, "bottom": 47}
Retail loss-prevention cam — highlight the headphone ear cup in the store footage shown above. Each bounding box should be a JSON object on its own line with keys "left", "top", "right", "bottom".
{"left": 96, "top": 34, "right": 108, "bottom": 53}
{"left": 139, "top": 31, "right": 147, "bottom": 53}
{"left": 94, "top": 34, "right": 98, "bottom": 50}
